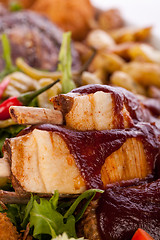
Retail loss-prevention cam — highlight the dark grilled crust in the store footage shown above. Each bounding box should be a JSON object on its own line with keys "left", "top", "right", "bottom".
{"left": 77, "top": 200, "right": 101, "bottom": 240}
{"left": 0, "top": 10, "right": 80, "bottom": 71}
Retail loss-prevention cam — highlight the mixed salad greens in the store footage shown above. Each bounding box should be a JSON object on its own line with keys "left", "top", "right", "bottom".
{"left": 0, "top": 189, "right": 103, "bottom": 239}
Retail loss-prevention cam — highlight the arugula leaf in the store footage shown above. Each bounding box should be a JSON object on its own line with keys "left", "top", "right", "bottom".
{"left": 29, "top": 189, "right": 102, "bottom": 239}
{"left": 0, "top": 34, "right": 17, "bottom": 81}
{"left": 50, "top": 190, "right": 59, "bottom": 210}
{"left": 64, "top": 189, "right": 103, "bottom": 222}
{"left": 21, "top": 195, "right": 38, "bottom": 229}
{"left": 58, "top": 32, "right": 76, "bottom": 93}
{"left": 30, "top": 198, "right": 63, "bottom": 238}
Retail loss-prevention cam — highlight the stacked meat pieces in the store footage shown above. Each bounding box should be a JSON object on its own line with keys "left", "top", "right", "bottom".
{"left": 1, "top": 84, "right": 160, "bottom": 239}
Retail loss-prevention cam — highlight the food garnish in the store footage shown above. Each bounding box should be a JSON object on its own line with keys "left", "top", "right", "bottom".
{"left": 58, "top": 32, "right": 76, "bottom": 94}
{"left": 0, "top": 79, "right": 60, "bottom": 120}
{"left": 0, "top": 189, "right": 103, "bottom": 239}
{"left": 132, "top": 229, "right": 154, "bottom": 240}
{"left": 0, "top": 34, "right": 17, "bottom": 81}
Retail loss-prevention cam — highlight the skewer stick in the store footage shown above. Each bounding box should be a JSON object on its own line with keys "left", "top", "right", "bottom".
{"left": 9, "top": 106, "right": 63, "bottom": 125}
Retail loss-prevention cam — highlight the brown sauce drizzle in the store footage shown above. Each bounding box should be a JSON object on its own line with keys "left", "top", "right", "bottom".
{"left": 70, "top": 84, "right": 150, "bottom": 126}
{"left": 20, "top": 122, "right": 160, "bottom": 189}
{"left": 19, "top": 84, "right": 160, "bottom": 239}
{"left": 96, "top": 179, "right": 160, "bottom": 240}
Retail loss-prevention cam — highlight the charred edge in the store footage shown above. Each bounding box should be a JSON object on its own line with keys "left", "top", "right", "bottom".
{"left": 9, "top": 108, "right": 17, "bottom": 122}
{"left": 52, "top": 95, "right": 74, "bottom": 117}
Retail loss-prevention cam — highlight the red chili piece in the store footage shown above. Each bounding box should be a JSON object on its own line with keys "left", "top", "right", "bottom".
{"left": 0, "top": 96, "right": 22, "bottom": 120}
{"left": 0, "top": 79, "right": 60, "bottom": 121}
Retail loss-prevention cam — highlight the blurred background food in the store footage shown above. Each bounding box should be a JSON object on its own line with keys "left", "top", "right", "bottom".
{"left": 0, "top": 0, "right": 159, "bottom": 99}
{"left": 0, "top": 0, "right": 160, "bottom": 155}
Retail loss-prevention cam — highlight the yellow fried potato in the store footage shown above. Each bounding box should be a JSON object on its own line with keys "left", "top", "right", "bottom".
{"left": 110, "top": 71, "right": 146, "bottom": 95}
{"left": 122, "top": 62, "right": 160, "bottom": 87}
{"left": 86, "top": 29, "right": 115, "bottom": 50}
{"left": 128, "top": 44, "right": 160, "bottom": 63}
{"left": 81, "top": 71, "right": 103, "bottom": 85}
{"left": 110, "top": 26, "right": 152, "bottom": 43}
{"left": 108, "top": 42, "right": 135, "bottom": 59}
{"left": 90, "top": 52, "right": 125, "bottom": 73}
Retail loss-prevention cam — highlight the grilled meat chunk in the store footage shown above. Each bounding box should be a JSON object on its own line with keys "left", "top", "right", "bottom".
{"left": 52, "top": 84, "right": 152, "bottom": 131}
{"left": 3, "top": 121, "right": 159, "bottom": 194}
{"left": 0, "top": 10, "right": 80, "bottom": 71}
{"left": 5, "top": 128, "right": 86, "bottom": 194}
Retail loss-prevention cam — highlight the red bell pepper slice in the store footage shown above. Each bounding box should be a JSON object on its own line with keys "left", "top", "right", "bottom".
{"left": 132, "top": 228, "right": 154, "bottom": 240}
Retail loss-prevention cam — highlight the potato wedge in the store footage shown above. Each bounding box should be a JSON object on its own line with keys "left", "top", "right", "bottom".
{"left": 110, "top": 26, "right": 152, "bottom": 43}
{"left": 111, "top": 71, "right": 146, "bottom": 95}
{"left": 122, "top": 62, "right": 160, "bottom": 87}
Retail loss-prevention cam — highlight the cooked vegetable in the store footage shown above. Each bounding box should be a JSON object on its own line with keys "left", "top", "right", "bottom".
{"left": 0, "top": 79, "right": 60, "bottom": 120}
{"left": 16, "top": 58, "right": 63, "bottom": 80}
{"left": 58, "top": 32, "right": 76, "bottom": 93}
{"left": 0, "top": 34, "right": 17, "bottom": 81}
{"left": 132, "top": 229, "right": 154, "bottom": 240}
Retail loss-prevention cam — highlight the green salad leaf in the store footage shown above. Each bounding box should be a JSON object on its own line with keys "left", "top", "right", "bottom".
{"left": 58, "top": 32, "right": 76, "bottom": 93}
{"left": 0, "top": 34, "right": 17, "bottom": 81}
{"left": 0, "top": 124, "right": 25, "bottom": 157}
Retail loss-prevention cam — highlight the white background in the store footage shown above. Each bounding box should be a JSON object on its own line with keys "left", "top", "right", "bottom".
{"left": 91, "top": 0, "right": 160, "bottom": 38}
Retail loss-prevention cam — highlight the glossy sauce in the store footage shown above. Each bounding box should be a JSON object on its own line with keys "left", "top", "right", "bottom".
{"left": 96, "top": 179, "right": 160, "bottom": 240}
{"left": 19, "top": 84, "right": 160, "bottom": 240}
{"left": 21, "top": 122, "right": 160, "bottom": 189}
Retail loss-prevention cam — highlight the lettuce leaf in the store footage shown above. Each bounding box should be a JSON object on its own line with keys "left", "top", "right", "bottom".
{"left": 29, "top": 189, "right": 103, "bottom": 239}
{"left": 58, "top": 32, "right": 76, "bottom": 93}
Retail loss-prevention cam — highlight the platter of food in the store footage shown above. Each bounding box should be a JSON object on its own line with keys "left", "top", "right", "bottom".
{"left": 0, "top": 0, "right": 159, "bottom": 240}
